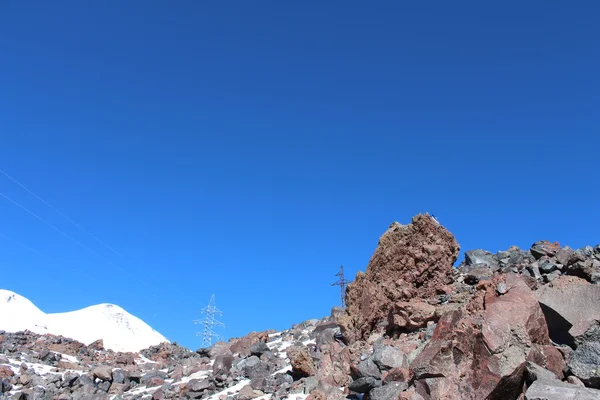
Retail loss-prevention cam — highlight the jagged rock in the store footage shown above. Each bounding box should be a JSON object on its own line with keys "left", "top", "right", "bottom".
{"left": 348, "top": 376, "right": 381, "bottom": 393}
{"left": 228, "top": 331, "right": 269, "bottom": 357}
{"left": 350, "top": 357, "right": 381, "bottom": 379}
{"left": 411, "top": 276, "right": 549, "bottom": 399}
{"left": 369, "top": 382, "right": 409, "bottom": 400}
{"left": 185, "top": 378, "right": 210, "bottom": 392}
{"left": 524, "top": 378, "right": 600, "bottom": 399}
{"left": 340, "top": 214, "right": 460, "bottom": 343}
{"left": 237, "top": 384, "right": 264, "bottom": 400}
{"left": 0, "top": 378, "right": 12, "bottom": 393}
{"left": 568, "top": 320, "right": 600, "bottom": 388}
{"left": 387, "top": 300, "right": 436, "bottom": 334}
{"left": 249, "top": 342, "right": 270, "bottom": 357}
{"left": 555, "top": 246, "right": 575, "bottom": 266}
{"left": 212, "top": 353, "right": 234, "bottom": 377}
{"left": 287, "top": 345, "right": 316, "bottom": 378}
{"left": 525, "top": 362, "right": 556, "bottom": 385}
{"left": 372, "top": 344, "right": 405, "bottom": 371}
{"left": 92, "top": 365, "right": 112, "bottom": 381}
{"left": 566, "top": 375, "right": 586, "bottom": 386}
{"left": 0, "top": 366, "right": 13, "bottom": 380}
{"left": 464, "top": 249, "right": 500, "bottom": 270}
{"left": 536, "top": 275, "right": 600, "bottom": 346}
{"left": 151, "top": 388, "right": 165, "bottom": 400}
{"left": 526, "top": 344, "right": 566, "bottom": 380}
{"left": 530, "top": 240, "right": 561, "bottom": 259}
{"left": 461, "top": 264, "right": 495, "bottom": 285}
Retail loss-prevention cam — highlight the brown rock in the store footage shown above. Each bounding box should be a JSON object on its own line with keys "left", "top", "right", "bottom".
{"left": 383, "top": 367, "right": 412, "bottom": 384}
{"left": 92, "top": 365, "right": 113, "bottom": 381}
{"left": 527, "top": 344, "right": 566, "bottom": 380}
{"left": 306, "top": 390, "right": 327, "bottom": 400}
{"left": 387, "top": 299, "right": 436, "bottom": 334}
{"left": 237, "top": 384, "right": 263, "bottom": 400}
{"left": 340, "top": 214, "right": 460, "bottom": 342}
{"left": 228, "top": 331, "right": 269, "bottom": 357}
{"left": 0, "top": 365, "right": 14, "bottom": 379}
{"left": 146, "top": 376, "right": 165, "bottom": 387}
{"left": 287, "top": 345, "right": 316, "bottom": 378}
{"left": 151, "top": 388, "right": 165, "bottom": 400}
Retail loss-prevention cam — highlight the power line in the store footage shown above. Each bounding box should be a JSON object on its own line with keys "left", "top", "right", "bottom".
{"left": 194, "top": 294, "right": 225, "bottom": 348}
{"left": 0, "top": 190, "right": 140, "bottom": 282}
{"left": 0, "top": 167, "right": 124, "bottom": 257}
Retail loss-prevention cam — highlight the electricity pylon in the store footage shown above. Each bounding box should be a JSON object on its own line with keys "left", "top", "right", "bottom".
{"left": 331, "top": 265, "right": 351, "bottom": 307}
{"left": 194, "top": 294, "right": 225, "bottom": 348}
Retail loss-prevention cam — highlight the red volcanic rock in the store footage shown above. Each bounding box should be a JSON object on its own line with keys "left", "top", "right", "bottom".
{"left": 411, "top": 276, "right": 550, "bottom": 400}
{"left": 339, "top": 214, "right": 460, "bottom": 342}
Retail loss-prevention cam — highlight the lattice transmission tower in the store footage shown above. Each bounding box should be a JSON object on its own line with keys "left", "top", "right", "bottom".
{"left": 331, "top": 265, "right": 351, "bottom": 307}
{"left": 194, "top": 294, "right": 225, "bottom": 348}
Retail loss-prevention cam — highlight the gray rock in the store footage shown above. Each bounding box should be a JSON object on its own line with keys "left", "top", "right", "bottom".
{"left": 141, "top": 371, "right": 167, "bottom": 383}
{"left": 528, "top": 262, "right": 542, "bottom": 280}
{"left": 464, "top": 250, "right": 499, "bottom": 270}
{"left": 530, "top": 241, "right": 560, "bottom": 259}
{"left": 496, "top": 283, "right": 508, "bottom": 295}
{"left": 303, "top": 376, "right": 319, "bottom": 394}
{"left": 556, "top": 246, "right": 574, "bottom": 266}
{"left": 61, "top": 372, "right": 79, "bottom": 388}
{"left": 462, "top": 264, "right": 494, "bottom": 285}
{"left": 249, "top": 342, "right": 270, "bottom": 357}
{"left": 567, "top": 375, "right": 586, "bottom": 387}
{"left": 352, "top": 357, "right": 381, "bottom": 379}
{"left": 525, "top": 378, "right": 600, "bottom": 400}
{"left": 539, "top": 261, "right": 559, "bottom": 273}
{"left": 186, "top": 378, "right": 210, "bottom": 392}
{"left": 0, "top": 378, "right": 12, "bottom": 393}
{"left": 544, "top": 270, "right": 561, "bottom": 283}
{"left": 348, "top": 376, "right": 381, "bottom": 393}
{"left": 568, "top": 321, "right": 600, "bottom": 388}
{"left": 112, "top": 369, "right": 128, "bottom": 384}
{"left": 372, "top": 344, "right": 405, "bottom": 371}
{"left": 212, "top": 353, "right": 234, "bottom": 377}
{"left": 525, "top": 362, "right": 556, "bottom": 385}
{"left": 369, "top": 382, "right": 409, "bottom": 400}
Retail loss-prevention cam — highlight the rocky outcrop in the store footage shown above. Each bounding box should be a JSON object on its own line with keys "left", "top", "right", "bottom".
{"left": 340, "top": 214, "right": 460, "bottom": 343}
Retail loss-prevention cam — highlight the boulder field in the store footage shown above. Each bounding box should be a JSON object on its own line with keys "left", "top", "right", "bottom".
{"left": 2, "top": 213, "right": 600, "bottom": 399}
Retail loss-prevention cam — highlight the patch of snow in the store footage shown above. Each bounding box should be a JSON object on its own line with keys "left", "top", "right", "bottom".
{"left": 205, "top": 378, "right": 250, "bottom": 400}
{"left": 58, "top": 353, "right": 78, "bottom": 363}
{"left": 0, "top": 289, "right": 168, "bottom": 353}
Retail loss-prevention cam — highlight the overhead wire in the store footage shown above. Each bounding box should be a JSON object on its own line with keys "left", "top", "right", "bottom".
{"left": 0, "top": 168, "right": 124, "bottom": 257}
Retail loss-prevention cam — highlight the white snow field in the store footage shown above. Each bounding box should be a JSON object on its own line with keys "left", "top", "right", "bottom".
{"left": 0, "top": 289, "right": 168, "bottom": 352}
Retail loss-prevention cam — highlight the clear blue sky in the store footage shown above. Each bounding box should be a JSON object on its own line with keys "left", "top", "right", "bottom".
{"left": 0, "top": 1, "right": 598, "bottom": 350}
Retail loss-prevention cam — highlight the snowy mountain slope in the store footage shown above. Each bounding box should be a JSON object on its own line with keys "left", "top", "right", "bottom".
{"left": 0, "top": 289, "right": 168, "bottom": 352}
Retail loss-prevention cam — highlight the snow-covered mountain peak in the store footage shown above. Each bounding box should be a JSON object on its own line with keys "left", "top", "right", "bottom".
{"left": 0, "top": 289, "right": 168, "bottom": 352}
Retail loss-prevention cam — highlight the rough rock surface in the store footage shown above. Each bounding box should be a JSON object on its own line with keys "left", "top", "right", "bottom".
{"left": 339, "top": 214, "right": 460, "bottom": 343}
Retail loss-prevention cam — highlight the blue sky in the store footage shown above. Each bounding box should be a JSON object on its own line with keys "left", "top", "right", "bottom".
{"left": 0, "top": 1, "right": 598, "bottom": 350}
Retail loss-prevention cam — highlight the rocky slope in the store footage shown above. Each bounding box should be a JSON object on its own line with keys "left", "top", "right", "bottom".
{"left": 2, "top": 213, "right": 600, "bottom": 399}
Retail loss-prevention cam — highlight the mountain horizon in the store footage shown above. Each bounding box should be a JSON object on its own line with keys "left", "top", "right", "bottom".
{"left": 0, "top": 289, "right": 168, "bottom": 353}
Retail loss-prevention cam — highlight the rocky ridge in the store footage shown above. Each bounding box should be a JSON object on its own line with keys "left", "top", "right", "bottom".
{"left": 2, "top": 213, "right": 600, "bottom": 399}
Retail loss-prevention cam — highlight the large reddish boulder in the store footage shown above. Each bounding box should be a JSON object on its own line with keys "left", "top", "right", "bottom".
{"left": 339, "top": 214, "right": 460, "bottom": 342}
{"left": 410, "top": 276, "right": 551, "bottom": 400}
{"left": 535, "top": 275, "right": 600, "bottom": 345}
